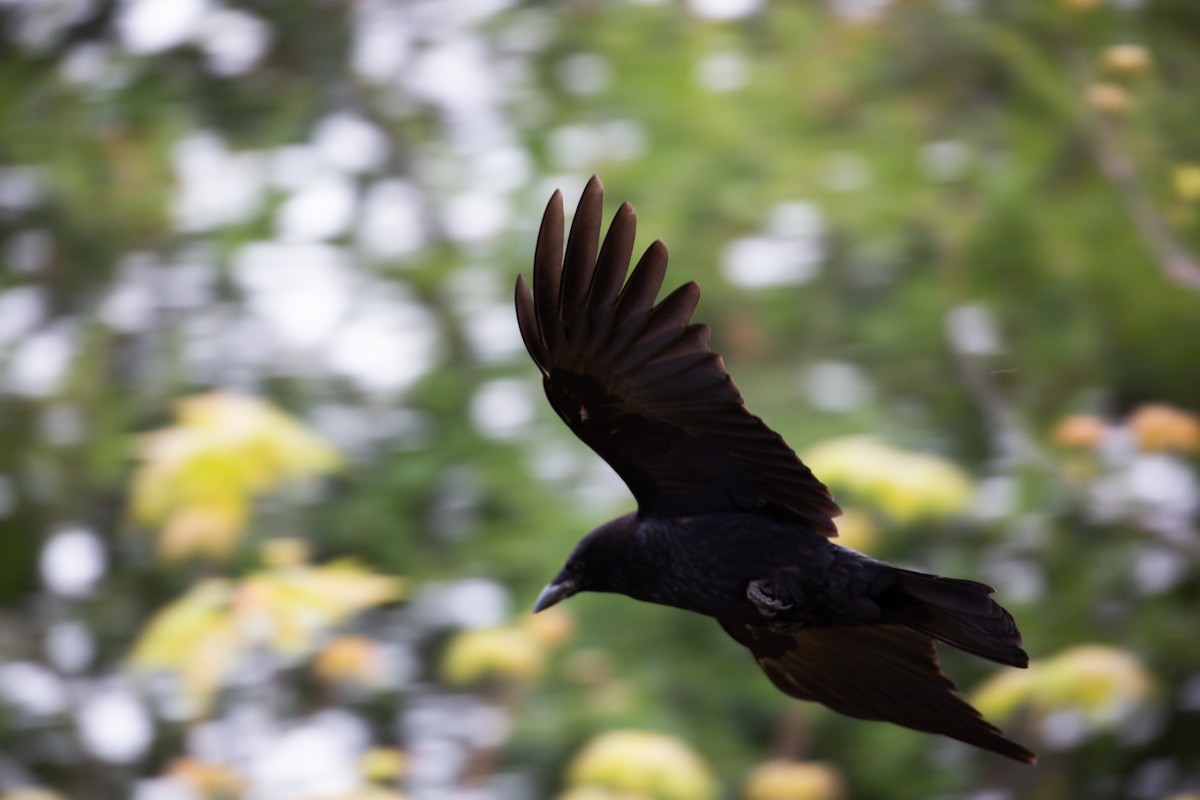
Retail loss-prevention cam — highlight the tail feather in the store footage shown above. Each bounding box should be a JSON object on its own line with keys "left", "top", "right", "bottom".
{"left": 886, "top": 569, "right": 1028, "bottom": 668}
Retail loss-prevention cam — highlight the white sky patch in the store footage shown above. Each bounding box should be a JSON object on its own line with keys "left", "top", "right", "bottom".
{"left": 945, "top": 303, "right": 1002, "bottom": 356}
{"left": 535, "top": 175, "right": 590, "bottom": 218}
{"left": 474, "top": 145, "right": 532, "bottom": 193}
{"left": 249, "top": 713, "right": 365, "bottom": 800}
{"left": 526, "top": 440, "right": 583, "bottom": 485}
{"left": 820, "top": 151, "right": 872, "bottom": 192}
{"left": 101, "top": 254, "right": 157, "bottom": 333}
{"left": 41, "top": 403, "right": 85, "bottom": 447}
{"left": 77, "top": 687, "right": 153, "bottom": 764}
{"left": 558, "top": 52, "right": 611, "bottom": 95}
{"left": 767, "top": 201, "right": 825, "bottom": 239}
{"left": 233, "top": 242, "right": 353, "bottom": 350}
{"left": 171, "top": 132, "right": 267, "bottom": 232}
{"left": 326, "top": 289, "right": 439, "bottom": 395}
{"left": 313, "top": 113, "right": 390, "bottom": 175}
{"left": 160, "top": 250, "right": 216, "bottom": 308}
{"left": 0, "top": 166, "right": 45, "bottom": 212}
{"left": 60, "top": 42, "right": 124, "bottom": 88}
{"left": 1127, "top": 455, "right": 1199, "bottom": 518}
{"left": 689, "top": 0, "right": 763, "bottom": 20}
{"left": 407, "top": 36, "right": 494, "bottom": 112}
{"left": 351, "top": 4, "right": 411, "bottom": 81}
{"left": 696, "top": 51, "right": 750, "bottom": 92}
{"left": 722, "top": 200, "right": 826, "bottom": 288}
{"left": 443, "top": 266, "right": 526, "bottom": 363}
{"left": 46, "top": 619, "right": 95, "bottom": 673}
{"left": 922, "top": 139, "right": 973, "bottom": 182}
{"left": 0, "top": 286, "right": 46, "bottom": 347}
{"left": 0, "top": 661, "right": 67, "bottom": 717}
{"left": 40, "top": 525, "right": 106, "bottom": 597}
{"left": 463, "top": 303, "right": 525, "bottom": 363}
{"left": 358, "top": 179, "right": 426, "bottom": 259}
{"left": 270, "top": 144, "right": 329, "bottom": 191}
{"left": 1133, "top": 547, "right": 1188, "bottom": 595}
{"left": 799, "top": 360, "right": 874, "bottom": 412}
{"left": 5, "top": 320, "right": 77, "bottom": 398}
{"left": 596, "top": 118, "right": 646, "bottom": 161}
{"left": 547, "top": 120, "right": 645, "bottom": 170}
{"left": 117, "top": 0, "right": 210, "bottom": 54}
{"left": 547, "top": 125, "right": 599, "bottom": 171}
{"left": 575, "top": 459, "right": 632, "bottom": 512}
{"left": 470, "top": 378, "right": 535, "bottom": 441}
{"left": 197, "top": 7, "right": 271, "bottom": 76}
{"left": 420, "top": 578, "right": 511, "bottom": 629}
{"left": 722, "top": 235, "right": 822, "bottom": 288}
{"left": 276, "top": 174, "right": 358, "bottom": 242}
{"left": 442, "top": 191, "right": 509, "bottom": 243}
{"left": 974, "top": 475, "right": 1018, "bottom": 520}
{"left": 829, "top": 0, "right": 894, "bottom": 24}
{"left": 3, "top": 0, "right": 95, "bottom": 50}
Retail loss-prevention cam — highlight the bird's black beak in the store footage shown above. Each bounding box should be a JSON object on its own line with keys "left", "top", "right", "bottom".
{"left": 533, "top": 579, "right": 578, "bottom": 613}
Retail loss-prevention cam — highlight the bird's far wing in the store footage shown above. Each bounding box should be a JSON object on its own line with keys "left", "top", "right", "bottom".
{"left": 718, "top": 619, "right": 1036, "bottom": 763}
{"left": 515, "top": 176, "right": 840, "bottom": 535}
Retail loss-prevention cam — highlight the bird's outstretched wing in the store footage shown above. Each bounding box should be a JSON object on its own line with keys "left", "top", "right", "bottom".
{"left": 719, "top": 619, "right": 1037, "bottom": 763}
{"left": 515, "top": 176, "right": 840, "bottom": 534}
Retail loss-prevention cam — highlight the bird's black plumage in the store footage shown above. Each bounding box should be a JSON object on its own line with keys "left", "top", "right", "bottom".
{"left": 516, "top": 177, "right": 1036, "bottom": 764}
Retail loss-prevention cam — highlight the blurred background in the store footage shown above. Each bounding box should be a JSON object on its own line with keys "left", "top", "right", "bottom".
{"left": 2, "top": 0, "right": 1199, "bottom": 798}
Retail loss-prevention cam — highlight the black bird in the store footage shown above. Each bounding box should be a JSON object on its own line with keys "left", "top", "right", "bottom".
{"left": 516, "top": 177, "right": 1036, "bottom": 764}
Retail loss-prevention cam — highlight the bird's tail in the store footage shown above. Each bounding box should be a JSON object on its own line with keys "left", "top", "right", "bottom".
{"left": 886, "top": 569, "right": 1028, "bottom": 668}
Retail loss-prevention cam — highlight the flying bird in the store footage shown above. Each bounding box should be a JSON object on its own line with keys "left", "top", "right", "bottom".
{"left": 515, "top": 177, "right": 1035, "bottom": 763}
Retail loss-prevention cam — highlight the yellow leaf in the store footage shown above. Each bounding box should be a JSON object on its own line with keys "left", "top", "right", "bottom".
{"left": 261, "top": 537, "right": 311, "bottom": 568}
{"left": 359, "top": 747, "right": 406, "bottom": 782}
{"left": 129, "top": 561, "right": 403, "bottom": 715}
{"left": 1052, "top": 414, "right": 1109, "bottom": 449}
{"left": 567, "top": 730, "right": 715, "bottom": 800}
{"left": 441, "top": 627, "right": 544, "bottom": 687}
{"left": 804, "top": 436, "right": 974, "bottom": 522}
{"left": 973, "top": 645, "right": 1153, "bottom": 733}
{"left": 176, "top": 392, "right": 342, "bottom": 483}
{"left": 131, "top": 391, "right": 344, "bottom": 563}
{"left": 1127, "top": 403, "right": 1200, "bottom": 452}
{"left": 972, "top": 667, "right": 1040, "bottom": 722}
{"left": 1101, "top": 45, "right": 1152, "bottom": 75}
{"left": 165, "top": 758, "right": 247, "bottom": 796}
{"left": 234, "top": 562, "right": 403, "bottom": 656}
{"left": 314, "top": 635, "right": 385, "bottom": 687}
{"left": 744, "top": 761, "right": 845, "bottom": 800}
{"left": 158, "top": 499, "right": 250, "bottom": 561}
{"left": 129, "top": 579, "right": 239, "bottom": 711}
{"left": 1086, "top": 83, "right": 1132, "bottom": 116}
{"left": 1174, "top": 165, "right": 1200, "bottom": 203}
{"left": 0, "top": 790, "right": 68, "bottom": 800}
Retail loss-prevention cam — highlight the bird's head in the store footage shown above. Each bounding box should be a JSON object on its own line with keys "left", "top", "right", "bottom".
{"left": 533, "top": 511, "right": 640, "bottom": 613}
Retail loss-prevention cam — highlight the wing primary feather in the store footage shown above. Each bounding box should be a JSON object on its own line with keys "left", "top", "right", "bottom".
{"left": 591, "top": 202, "right": 637, "bottom": 309}
{"left": 560, "top": 176, "right": 605, "bottom": 329}
{"left": 533, "top": 189, "right": 565, "bottom": 352}
{"left": 585, "top": 202, "right": 637, "bottom": 355}
{"left": 604, "top": 241, "right": 670, "bottom": 359}
{"left": 514, "top": 275, "right": 549, "bottom": 371}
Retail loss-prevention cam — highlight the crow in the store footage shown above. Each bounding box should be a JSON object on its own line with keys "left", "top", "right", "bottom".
{"left": 516, "top": 176, "right": 1035, "bottom": 764}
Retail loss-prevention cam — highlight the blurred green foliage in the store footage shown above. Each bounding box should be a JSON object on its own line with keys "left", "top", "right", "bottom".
{"left": 2, "top": 1, "right": 1200, "bottom": 799}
